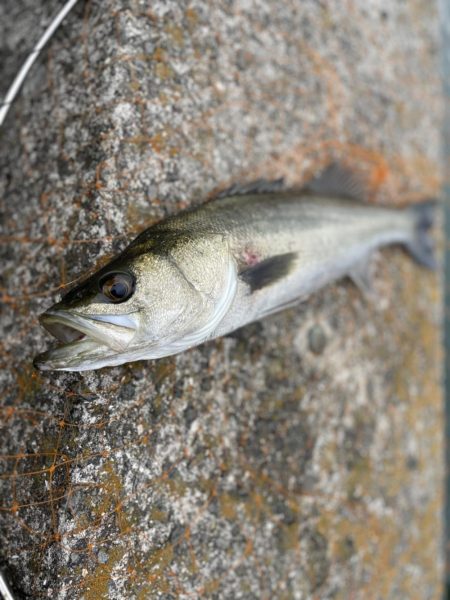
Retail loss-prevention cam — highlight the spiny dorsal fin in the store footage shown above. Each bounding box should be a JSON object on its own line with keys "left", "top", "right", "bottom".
{"left": 217, "top": 177, "right": 285, "bottom": 199}
{"left": 305, "top": 163, "right": 367, "bottom": 201}
{"left": 239, "top": 252, "right": 297, "bottom": 292}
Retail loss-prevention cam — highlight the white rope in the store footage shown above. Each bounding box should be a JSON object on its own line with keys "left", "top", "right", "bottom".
{"left": 0, "top": 570, "right": 16, "bottom": 600}
{"left": 0, "top": 0, "right": 80, "bottom": 128}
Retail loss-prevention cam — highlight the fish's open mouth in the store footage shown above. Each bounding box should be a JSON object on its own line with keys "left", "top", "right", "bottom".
{"left": 34, "top": 309, "right": 138, "bottom": 371}
{"left": 42, "top": 319, "right": 87, "bottom": 344}
{"left": 39, "top": 310, "right": 137, "bottom": 348}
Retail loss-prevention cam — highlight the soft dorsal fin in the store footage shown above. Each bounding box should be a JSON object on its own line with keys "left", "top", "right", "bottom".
{"left": 217, "top": 177, "right": 285, "bottom": 199}
{"left": 304, "top": 163, "right": 367, "bottom": 201}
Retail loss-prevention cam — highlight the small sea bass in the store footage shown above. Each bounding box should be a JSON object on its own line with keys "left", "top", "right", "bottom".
{"left": 34, "top": 165, "right": 435, "bottom": 371}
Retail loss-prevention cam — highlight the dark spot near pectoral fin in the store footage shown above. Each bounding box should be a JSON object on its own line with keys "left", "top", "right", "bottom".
{"left": 239, "top": 252, "right": 297, "bottom": 292}
{"left": 305, "top": 163, "right": 367, "bottom": 201}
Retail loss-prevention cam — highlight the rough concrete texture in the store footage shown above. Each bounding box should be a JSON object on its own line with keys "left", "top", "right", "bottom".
{"left": 0, "top": 0, "right": 444, "bottom": 598}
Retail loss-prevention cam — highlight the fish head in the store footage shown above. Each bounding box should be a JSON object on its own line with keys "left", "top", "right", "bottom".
{"left": 34, "top": 236, "right": 237, "bottom": 371}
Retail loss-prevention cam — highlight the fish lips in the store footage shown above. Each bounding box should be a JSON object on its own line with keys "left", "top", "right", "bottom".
{"left": 34, "top": 309, "right": 138, "bottom": 371}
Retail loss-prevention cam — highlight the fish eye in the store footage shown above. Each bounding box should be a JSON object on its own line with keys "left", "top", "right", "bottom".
{"left": 99, "top": 272, "right": 135, "bottom": 303}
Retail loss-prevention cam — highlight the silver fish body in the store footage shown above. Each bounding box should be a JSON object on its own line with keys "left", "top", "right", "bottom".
{"left": 34, "top": 168, "right": 435, "bottom": 371}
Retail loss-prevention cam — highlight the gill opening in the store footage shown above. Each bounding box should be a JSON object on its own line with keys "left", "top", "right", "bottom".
{"left": 165, "top": 257, "right": 237, "bottom": 353}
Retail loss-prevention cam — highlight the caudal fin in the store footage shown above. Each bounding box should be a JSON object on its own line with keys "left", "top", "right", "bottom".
{"left": 405, "top": 200, "right": 437, "bottom": 270}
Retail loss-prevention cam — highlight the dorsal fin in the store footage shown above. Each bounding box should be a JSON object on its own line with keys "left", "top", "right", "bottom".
{"left": 304, "top": 163, "right": 367, "bottom": 201}
{"left": 217, "top": 177, "right": 285, "bottom": 199}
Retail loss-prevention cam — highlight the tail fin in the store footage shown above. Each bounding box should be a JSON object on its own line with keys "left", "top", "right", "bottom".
{"left": 405, "top": 200, "right": 437, "bottom": 270}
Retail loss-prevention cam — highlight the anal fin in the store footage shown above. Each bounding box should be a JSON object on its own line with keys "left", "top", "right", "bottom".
{"left": 348, "top": 256, "right": 376, "bottom": 298}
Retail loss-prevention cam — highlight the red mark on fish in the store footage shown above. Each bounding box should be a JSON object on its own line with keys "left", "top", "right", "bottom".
{"left": 242, "top": 248, "right": 260, "bottom": 266}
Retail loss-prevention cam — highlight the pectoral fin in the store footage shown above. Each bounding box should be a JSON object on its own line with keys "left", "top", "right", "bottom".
{"left": 239, "top": 252, "right": 297, "bottom": 292}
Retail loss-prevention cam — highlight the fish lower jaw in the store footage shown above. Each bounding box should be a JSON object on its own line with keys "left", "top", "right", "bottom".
{"left": 33, "top": 336, "right": 117, "bottom": 371}
{"left": 33, "top": 333, "right": 203, "bottom": 371}
{"left": 34, "top": 311, "right": 140, "bottom": 370}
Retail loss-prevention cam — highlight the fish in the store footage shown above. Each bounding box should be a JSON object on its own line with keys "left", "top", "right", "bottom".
{"left": 33, "top": 164, "right": 436, "bottom": 372}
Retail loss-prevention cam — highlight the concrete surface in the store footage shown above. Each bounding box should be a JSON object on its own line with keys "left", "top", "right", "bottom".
{"left": 0, "top": 0, "right": 444, "bottom": 598}
{"left": 440, "top": 0, "right": 450, "bottom": 593}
